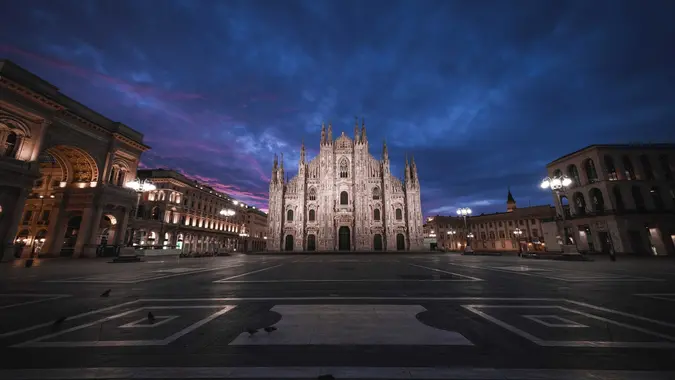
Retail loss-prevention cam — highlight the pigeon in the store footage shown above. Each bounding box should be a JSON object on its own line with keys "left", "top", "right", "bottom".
{"left": 53, "top": 316, "right": 67, "bottom": 326}
{"left": 264, "top": 326, "right": 277, "bottom": 333}
{"left": 317, "top": 375, "right": 335, "bottom": 380}
{"left": 246, "top": 328, "right": 258, "bottom": 337}
{"left": 100, "top": 289, "right": 111, "bottom": 297}
{"left": 147, "top": 312, "right": 156, "bottom": 324}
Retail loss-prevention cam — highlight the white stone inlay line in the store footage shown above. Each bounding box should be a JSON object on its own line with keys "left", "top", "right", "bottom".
{"left": 0, "top": 367, "right": 673, "bottom": 380}
{"left": 463, "top": 305, "right": 675, "bottom": 348}
{"left": 0, "top": 294, "right": 71, "bottom": 310}
{"left": 213, "top": 264, "right": 284, "bottom": 282}
{"left": 230, "top": 305, "right": 473, "bottom": 346}
{"left": 406, "top": 263, "right": 483, "bottom": 281}
{"left": 523, "top": 315, "right": 588, "bottom": 328}
{"left": 13, "top": 305, "right": 236, "bottom": 347}
{"left": 45, "top": 263, "right": 245, "bottom": 284}
{"left": 118, "top": 315, "right": 179, "bottom": 328}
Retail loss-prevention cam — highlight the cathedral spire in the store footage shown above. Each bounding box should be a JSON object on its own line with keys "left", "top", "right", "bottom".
{"left": 382, "top": 138, "right": 389, "bottom": 161}
{"left": 354, "top": 116, "right": 359, "bottom": 143}
{"left": 320, "top": 122, "right": 326, "bottom": 145}
{"left": 360, "top": 118, "right": 367, "bottom": 143}
{"left": 300, "top": 139, "right": 305, "bottom": 164}
{"left": 327, "top": 122, "right": 333, "bottom": 143}
{"left": 271, "top": 153, "right": 278, "bottom": 184}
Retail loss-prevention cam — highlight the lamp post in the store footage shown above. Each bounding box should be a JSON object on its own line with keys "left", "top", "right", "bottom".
{"left": 513, "top": 227, "right": 523, "bottom": 256}
{"left": 456, "top": 207, "right": 472, "bottom": 251}
{"left": 540, "top": 175, "right": 576, "bottom": 254}
{"left": 447, "top": 230, "right": 456, "bottom": 251}
{"left": 124, "top": 178, "right": 156, "bottom": 246}
{"left": 220, "top": 208, "right": 236, "bottom": 252}
{"left": 239, "top": 225, "right": 250, "bottom": 253}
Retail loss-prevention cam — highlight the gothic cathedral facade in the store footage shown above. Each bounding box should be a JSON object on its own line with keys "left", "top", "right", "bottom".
{"left": 267, "top": 121, "right": 424, "bottom": 252}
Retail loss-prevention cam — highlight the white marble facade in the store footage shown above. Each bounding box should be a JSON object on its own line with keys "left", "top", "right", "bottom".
{"left": 267, "top": 121, "right": 424, "bottom": 252}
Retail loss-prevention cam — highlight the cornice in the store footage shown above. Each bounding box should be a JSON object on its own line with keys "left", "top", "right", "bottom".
{"left": 0, "top": 77, "right": 65, "bottom": 111}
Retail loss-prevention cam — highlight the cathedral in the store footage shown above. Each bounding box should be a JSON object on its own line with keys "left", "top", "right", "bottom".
{"left": 267, "top": 120, "right": 424, "bottom": 252}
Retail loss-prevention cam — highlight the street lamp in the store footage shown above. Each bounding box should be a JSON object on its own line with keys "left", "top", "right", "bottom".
{"left": 124, "top": 178, "right": 156, "bottom": 246}
{"left": 447, "top": 229, "right": 456, "bottom": 250}
{"left": 513, "top": 227, "right": 523, "bottom": 255}
{"left": 220, "top": 208, "right": 235, "bottom": 217}
{"left": 540, "top": 174, "right": 575, "bottom": 253}
{"left": 456, "top": 207, "right": 472, "bottom": 251}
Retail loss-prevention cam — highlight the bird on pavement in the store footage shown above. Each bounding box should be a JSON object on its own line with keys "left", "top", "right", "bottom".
{"left": 246, "top": 328, "right": 258, "bottom": 337}
{"left": 147, "top": 312, "right": 156, "bottom": 324}
{"left": 264, "top": 326, "right": 277, "bottom": 333}
{"left": 100, "top": 289, "right": 111, "bottom": 297}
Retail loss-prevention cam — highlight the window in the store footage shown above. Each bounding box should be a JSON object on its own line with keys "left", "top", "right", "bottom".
{"left": 519, "top": 220, "right": 524, "bottom": 225}
{"left": 631, "top": 186, "right": 645, "bottom": 211}
{"left": 308, "top": 209, "right": 316, "bottom": 221}
{"left": 498, "top": 221, "right": 502, "bottom": 227}
{"left": 650, "top": 187, "right": 664, "bottom": 210}
{"left": 286, "top": 209, "right": 294, "bottom": 221}
{"left": 623, "top": 156, "right": 636, "bottom": 180}
{"left": 532, "top": 228, "right": 539, "bottom": 237}
{"left": 531, "top": 219, "right": 536, "bottom": 224}
{"left": 508, "top": 221, "right": 512, "bottom": 226}
{"left": 481, "top": 232, "right": 486, "bottom": 240}
{"left": 3, "top": 132, "right": 18, "bottom": 157}
{"left": 489, "top": 231, "right": 495, "bottom": 239}
{"left": 498, "top": 231, "right": 505, "bottom": 239}
{"left": 568, "top": 165, "right": 581, "bottom": 186}
{"left": 340, "top": 191, "right": 348, "bottom": 205}
{"left": 584, "top": 159, "right": 598, "bottom": 183}
{"left": 395, "top": 208, "right": 403, "bottom": 220}
{"left": 613, "top": 186, "right": 625, "bottom": 211}
{"left": 372, "top": 187, "right": 380, "bottom": 200}
{"left": 640, "top": 155, "right": 655, "bottom": 180}
{"left": 658, "top": 155, "right": 673, "bottom": 180}
{"left": 604, "top": 155, "right": 618, "bottom": 181}
{"left": 308, "top": 187, "right": 317, "bottom": 201}
{"left": 339, "top": 158, "right": 349, "bottom": 178}
{"left": 373, "top": 209, "right": 380, "bottom": 221}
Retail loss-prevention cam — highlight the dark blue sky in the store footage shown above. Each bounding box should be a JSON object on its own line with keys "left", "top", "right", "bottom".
{"left": 3, "top": 0, "right": 674, "bottom": 215}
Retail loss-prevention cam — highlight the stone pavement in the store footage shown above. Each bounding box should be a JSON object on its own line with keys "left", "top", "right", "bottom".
{"left": 0, "top": 254, "right": 674, "bottom": 379}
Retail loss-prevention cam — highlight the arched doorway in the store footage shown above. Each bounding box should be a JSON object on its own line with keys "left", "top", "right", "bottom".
{"left": 338, "top": 226, "right": 350, "bottom": 251}
{"left": 396, "top": 233, "right": 405, "bottom": 251}
{"left": 373, "top": 234, "right": 383, "bottom": 251}
{"left": 284, "top": 235, "right": 294, "bottom": 251}
{"left": 307, "top": 234, "right": 316, "bottom": 251}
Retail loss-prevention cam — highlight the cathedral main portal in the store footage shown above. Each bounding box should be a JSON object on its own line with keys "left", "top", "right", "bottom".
{"left": 338, "top": 226, "right": 351, "bottom": 251}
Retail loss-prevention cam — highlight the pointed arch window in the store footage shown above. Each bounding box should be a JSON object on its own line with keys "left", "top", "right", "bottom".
{"left": 373, "top": 208, "right": 381, "bottom": 221}
{"left": 339, "top": 158, "right": 349, "bottom": 178}
{"left": 372, "top": 187, "right": 380, "bottom": 200}
{"left": 340, "top": 191, "right": 348, "bottom": 205}
{"left": 567, "top": 165, "right": 581, "bottom": 186}
{"left": 583, "top": 159, "right": 598, "bottom": 183}
{"left": 286, "top": 209, "right": 294, "bottom": 221}
{"left": 308, "top": 187, "right": 317, "bottom": 201}
{"left": 395, "top": 208, "right": 403, "bottom": 220}
{"left": 308, "top": 209, "right": 316, "bottom": 221}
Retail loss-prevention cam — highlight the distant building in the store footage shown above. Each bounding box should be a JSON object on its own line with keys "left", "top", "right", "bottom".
{"left": 267, "top": 120, "right": 424, "bottom": 252}
{"left": 541, "top": 144, "right": 675, "bottom": 256}
{"left": 0, "top": 60, "right": 149, "bottom": 260}
{"left": 134, "top": 169, "right": 265, "bottom": 253}
{"left": 424, "top": 190, "right": 555, "bottom": 253}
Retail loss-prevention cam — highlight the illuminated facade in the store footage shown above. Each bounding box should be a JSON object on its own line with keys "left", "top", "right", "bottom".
{"left": 132, "top": 169, "right": 266, "bottom": 253}
{"left": 542, "top": 144, "right": 675, "bottom": 255}
{"left": 267, "top": 121, "right": 424, "bottom": 251}
{"left": 425, "top": 190, "right": 555, "bottom": 253}
{"left": 0, "top": 60, "right": 148, "bottom": 260}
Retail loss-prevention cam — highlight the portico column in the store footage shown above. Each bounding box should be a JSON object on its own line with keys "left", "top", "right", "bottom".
{"left": 113, "top": 208, "right": 130, "bottom": 246}
{"left": 41, "top": 191, "right": 69, "bottom": 256}
{"left": 73, "top": 206, "right": 104, "bottom": 258}
{"left": 0, "top": 187, "right": 29, "bottom": 261}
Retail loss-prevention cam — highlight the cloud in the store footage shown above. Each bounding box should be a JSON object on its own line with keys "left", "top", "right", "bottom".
{"left": 2, "top": 0, "right": 674, "bottom": 219}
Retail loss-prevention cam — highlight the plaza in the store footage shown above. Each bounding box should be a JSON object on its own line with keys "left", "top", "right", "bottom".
{"left": 0, "top": 253, "right": 674, "bottom": 379}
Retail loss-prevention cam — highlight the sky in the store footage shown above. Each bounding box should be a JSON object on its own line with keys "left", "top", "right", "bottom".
{"left": 2, "top": 0, "right": 674, "bottom": 216}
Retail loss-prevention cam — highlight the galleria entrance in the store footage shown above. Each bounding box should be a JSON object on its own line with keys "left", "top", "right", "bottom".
{"left": 338, "top": 226, "right": 350, "bottom": 251}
